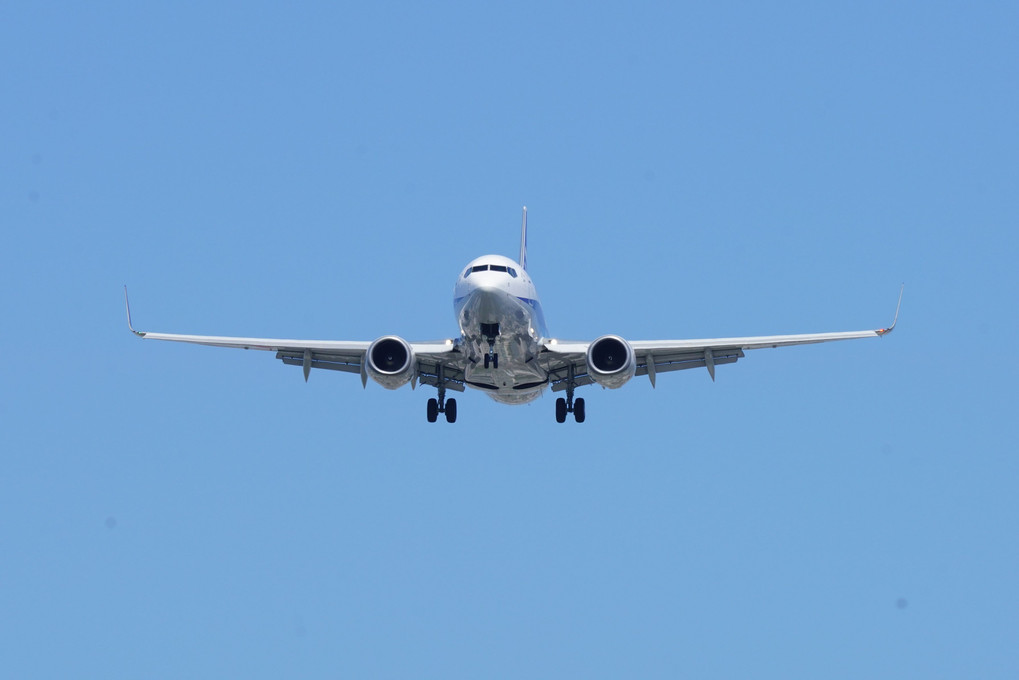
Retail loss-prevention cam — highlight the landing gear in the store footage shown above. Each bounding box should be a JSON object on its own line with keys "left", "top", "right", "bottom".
{"left": 554, "top": 364, "right": 586, "bottom": 423}
{"left": 556, "top": 397, "right": 568, "bottom": 423}
{"left": 427, "top": 365, "right": 457, "bottom": 423}
{"left": 481, "top": 322, "right": 499, "bottom": 370}
{"left": 555, "top": 397, "right": 586, "bottom": 423}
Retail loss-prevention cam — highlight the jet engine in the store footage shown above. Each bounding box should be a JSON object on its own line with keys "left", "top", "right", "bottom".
{"left": 586, "top": 335, "right": 636, "bottom": 389}
{"left": 365, "top": 335, "right": 416, "bottom": 389}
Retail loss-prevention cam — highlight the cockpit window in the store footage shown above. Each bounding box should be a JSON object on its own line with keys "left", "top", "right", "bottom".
{"left": 468, "top": 263, "right": 516, "bottom": 276}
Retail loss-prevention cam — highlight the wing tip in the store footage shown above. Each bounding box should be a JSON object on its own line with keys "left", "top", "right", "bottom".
{"left": 123, "top": 285, "right": 146, "bottom": 337}
{"left": 876, "top": 284, "right": 904, "bottom": 336}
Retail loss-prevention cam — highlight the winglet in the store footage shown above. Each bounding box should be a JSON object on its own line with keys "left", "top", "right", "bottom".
{"left": 123, "top": 286, "right": 145, "bottom": 337}
{"left": 519, "top": 206, "right": 528, "bottom": 270}
{"left": 876, "top": 284, "right": 904, "bottom": 336}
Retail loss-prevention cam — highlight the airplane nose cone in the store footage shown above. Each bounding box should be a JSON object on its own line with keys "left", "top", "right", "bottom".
{"left": 474, "top": 291, "right": 499, "bottom": 321}
{"left": 473, "top": 281, "right": 499, "bottom": 294}
{"left": 462, "top": 284, "right": 510, "bottom": 324}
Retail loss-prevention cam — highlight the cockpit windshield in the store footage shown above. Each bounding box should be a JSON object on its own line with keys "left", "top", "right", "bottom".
{"left": 463, "top": 263, "right": 519, "bottom": 278}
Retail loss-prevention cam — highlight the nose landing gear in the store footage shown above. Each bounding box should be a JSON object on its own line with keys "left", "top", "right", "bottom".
{"left": 480, "top": 322, "right": 499, "bottom": 369}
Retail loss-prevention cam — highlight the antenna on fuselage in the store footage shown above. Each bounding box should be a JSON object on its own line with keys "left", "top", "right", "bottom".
{"left": 519, "top": 206, "right": 528, "bottom": 270}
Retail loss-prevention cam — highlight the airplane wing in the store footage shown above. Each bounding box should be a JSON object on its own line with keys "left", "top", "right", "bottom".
{"left": 543, "top": 287, "right": 902, "bottom": 391}
{"left": 124, "top": 288, "right": 464, "bottom": 388}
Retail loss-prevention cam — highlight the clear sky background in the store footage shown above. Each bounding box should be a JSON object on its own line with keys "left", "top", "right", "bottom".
{"left": 2, "top": 2, "right": 1017, "bottom": 678}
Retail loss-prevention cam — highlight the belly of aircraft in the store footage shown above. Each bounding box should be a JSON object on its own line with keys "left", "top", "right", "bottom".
{"left": 457, "top": 288, "right": 547, "bottom": 404}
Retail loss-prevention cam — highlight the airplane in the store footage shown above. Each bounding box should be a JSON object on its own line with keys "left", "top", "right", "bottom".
{"left": 125, "top": 208, "right": 901, "bottom": 423}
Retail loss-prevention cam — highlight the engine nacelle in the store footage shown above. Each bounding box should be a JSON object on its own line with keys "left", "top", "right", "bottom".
{"left": 586, "top": 335, "right": 636, "bottom": 389}
{"left": 365, "top": 335, "right": 416, "bottom": 389}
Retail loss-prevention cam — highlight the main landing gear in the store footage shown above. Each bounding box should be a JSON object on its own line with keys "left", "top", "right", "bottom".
{"left": 555, "top": 363, "right": 586, "bottom": 423}
{"left": 426, "top": 364, "right": 457, "bottom": 423}
{"left": 555, "top": 397, "right": 585, "bottom": 423}
{"left": 427, "top": 396, "right": 456, "bottom": 423}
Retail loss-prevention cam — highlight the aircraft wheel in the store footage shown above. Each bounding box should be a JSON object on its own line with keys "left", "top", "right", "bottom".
{"left": 484, "top": 355, "right": 490, "bottom": 369}
{"left": 427, "top": 398, "right": 438, "bottom": 423}
{"left": 445, "top": 398, "right": 457, "bottom": 423}
{"left": 492, "top": 353, "right": 498, "bottom": 369}
{"left": 555, "top": 397, "right": 567, "bottom": 423}
{"left": 574, "top": 398, "right": 586, "bottom": 423}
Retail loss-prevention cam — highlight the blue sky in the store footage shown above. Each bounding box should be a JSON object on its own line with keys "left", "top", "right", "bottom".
{"left": 2, "top": 2, "right": 1017, "bottom": 678}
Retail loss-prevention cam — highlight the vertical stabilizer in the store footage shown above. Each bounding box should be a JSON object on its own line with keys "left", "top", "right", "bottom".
{"left": 519, "top": 206, "right": 528, "bottom": 270}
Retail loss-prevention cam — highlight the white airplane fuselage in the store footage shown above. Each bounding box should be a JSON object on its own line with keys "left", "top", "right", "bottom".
{"left": 453, "top": 254, "right": 549, "bottom": 404}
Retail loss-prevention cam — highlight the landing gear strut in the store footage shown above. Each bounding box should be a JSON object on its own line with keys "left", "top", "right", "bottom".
{"left": 427, "top": 364, "right": 457, "bottom": 423}
{"left": 555, "top": 363, "right": 586, "bottom": 423}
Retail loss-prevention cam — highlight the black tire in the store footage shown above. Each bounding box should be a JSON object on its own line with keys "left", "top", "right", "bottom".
{"left": 574, "top": 397, "right": 586, "bottom": 423}
{"left": 426, "top": 398, "right": 438, "bottom": 423}
{"left": 484, "top": 355, "right": 490, "bottom": 369}
{"left": 445, "top": 398, "right": 457, "bottom": 423}
{"left": 493, "top": 354, "right": 498, "bottom": 369}
{"left": 555, "top": 397, "right": 567, "bottom": 423}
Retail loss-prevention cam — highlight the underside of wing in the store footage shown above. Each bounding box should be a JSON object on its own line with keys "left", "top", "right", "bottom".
{"left": 134, "top": 326, "right": 465, "bottom": 389}
{"left": 543, "top": 343, "right": 747, "bottom": 391}
{"left": 416, "top": 352, "right": 468, "bottom": 393}
{"left": 543, "top": 329, "right": 887, "bottom": 391}
{"left": 125, "top": 287, "right": 464, "bottom": 388}
{"left": 542, "top": 287, "right": 901, "bottom": 390}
